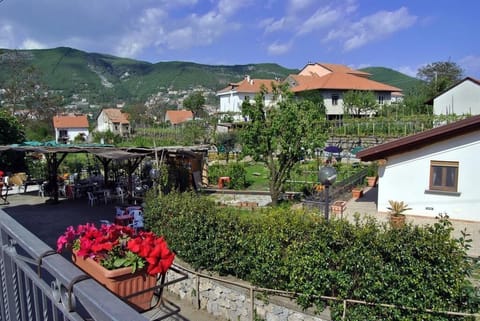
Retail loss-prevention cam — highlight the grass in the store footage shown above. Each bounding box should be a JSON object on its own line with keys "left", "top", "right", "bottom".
{"left": 244, "top": 163, "right": 270, "bottom": 190}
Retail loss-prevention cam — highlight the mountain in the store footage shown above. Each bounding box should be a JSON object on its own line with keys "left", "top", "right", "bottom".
{"left": 0, "top": 47, "right": 421, "bottom": 105}
{"left": 359, "top": 66, "right": 423, "bottom": 92}
{"left": 0, "top": 47, "right": 298, "bottom": 104}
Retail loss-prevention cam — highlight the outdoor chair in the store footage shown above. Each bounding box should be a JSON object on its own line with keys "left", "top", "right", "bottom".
{"left": 114, "top": 187, "right": 125, "bottom": 204}
{"left": 87, "top": 191, "right": 98, "bottom": 207}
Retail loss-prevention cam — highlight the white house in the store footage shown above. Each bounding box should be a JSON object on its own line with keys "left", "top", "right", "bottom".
{"left": 287, "top": 63, "right": 402, "bottom": 119}
{"left": 357, "top": 115, "right": 480, "bottom": 221}
{"left": 52, "top": 115, "right": 89, "bottom": 144}
{"left": 96, "top": 108, "right": 131, "bottom": 136}
{"left": 216, "top": 75, "right": 280, "bottom": 122}
{"left": 433, "top": 77, "right": 480, "bottom": 116}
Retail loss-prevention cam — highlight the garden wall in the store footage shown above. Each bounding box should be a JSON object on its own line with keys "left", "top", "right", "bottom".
{"left": 165, "top": 264, "right": 329, "bottom": 321}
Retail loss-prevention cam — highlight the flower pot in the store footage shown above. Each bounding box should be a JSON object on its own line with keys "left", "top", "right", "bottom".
{"left": 352, "top": 188, "right": 363, "bottom": 199}
{"left": 72, "top": 252, "right": 157, "bottom": 311}
{"left": 366, "top": 176, "right": 377, "bottom": 187}
{"left": 390, "top": 214, "right": 406, "bottom": 228}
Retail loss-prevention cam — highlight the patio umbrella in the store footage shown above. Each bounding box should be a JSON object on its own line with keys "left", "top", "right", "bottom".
{"left": 323, "top": 145, "right": 342, "bottom": 154}
{"left": 350, "top": 146, "right": 364, "bottom": 155}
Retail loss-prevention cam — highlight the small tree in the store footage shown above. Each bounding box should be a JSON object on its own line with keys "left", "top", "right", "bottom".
{"left": 183, "top": 91, "right": 205, "bottom": 120}
{"left": 342, "top": 90, "right": 378, "bottom": 117}
{"left": 241, "top": 84, "right": 327, "bottom": 205}
{"left": 215, "top": 131, "right": 238, "bottom": 163}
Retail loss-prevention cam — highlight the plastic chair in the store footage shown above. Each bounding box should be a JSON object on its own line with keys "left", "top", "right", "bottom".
{"left": 87, "top": 191, "right": 98, "bottom": 207}
{"left": 38, "top": 182, "right": 46, "bottom": 198}
{"left": 128, "top": 208, "right": 144, "bottom": 231}
{"left": 115, "top": 187, "right": 125, "bottom": 204}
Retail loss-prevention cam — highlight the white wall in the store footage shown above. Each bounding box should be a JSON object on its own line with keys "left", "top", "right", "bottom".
{"left": 96, "top": 111, "right": 111, "bottom": 132}
{"left": 377, "top": 131, "right": 480, "bottom": 221}
{"left": 55, "top": 128, "right": 89, "bottom": 143}
{"left": 322, "top": 90, "right": 392, "bottom": 116}
{"left": 218, "top": 91, "right": 276, "bottom": 121}
{"left": 434, "top": 80, "right": 480, "bottom": 116}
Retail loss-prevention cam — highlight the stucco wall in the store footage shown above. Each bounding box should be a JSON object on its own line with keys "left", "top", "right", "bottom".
{"left": 434, "top": 80, "right": 480, "bottom": 116}
{"left": 377, "top": 131, "right": 480, "bottom": 221}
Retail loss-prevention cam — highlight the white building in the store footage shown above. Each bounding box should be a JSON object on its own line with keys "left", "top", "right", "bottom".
{"left": 433, "top": 77, "right": 480, "bottom": 116}
{"left": 216, "top": 76, "right": 280, "bottom": 122}
{"left": 53, "top": 115, "right": 89, "bottom": 144}
{"left": 96, "top": 108, "right": 131, "bottom": 136}
{"left": 357, "top": 115, "right": 480, "bottom": 221}
{"left": 287, "top": 63, "right": 402, "bottom": 119}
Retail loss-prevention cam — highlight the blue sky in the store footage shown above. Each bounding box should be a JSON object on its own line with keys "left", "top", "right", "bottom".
{"left": 1, "top": 0, "right": 479, "bottom": 77}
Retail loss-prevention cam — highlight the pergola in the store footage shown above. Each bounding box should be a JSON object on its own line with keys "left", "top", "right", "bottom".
{"left": 0, "top": 143, "right": 209, "bottom": 203}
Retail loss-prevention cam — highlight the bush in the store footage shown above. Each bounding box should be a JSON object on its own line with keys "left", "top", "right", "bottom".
{"left": 144, "top": 193, "right": 480, "bottom": 320}
{"left": 208, "top": 163, "right": 248, "bottom": 189}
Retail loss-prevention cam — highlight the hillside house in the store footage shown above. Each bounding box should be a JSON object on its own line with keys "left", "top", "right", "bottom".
{"left": 216, "top": 75, "right": 280, "bottom": 122}
{"left": 286, "top": 63, "right": 402, "bottom": 119}
{"left": 53, "top": 115, "right": 89, "bottom": 144}
{"left": 165, "top": 110, "right": 193, "bottom": 126}
{"left": 96, "top": 108, "right": 130, "bottom": 136}
{"left": 432, "top": 77, "right": 480, "bottom": 116}
{"left": 357, "top": 115, "right": 480, "bottom": 221}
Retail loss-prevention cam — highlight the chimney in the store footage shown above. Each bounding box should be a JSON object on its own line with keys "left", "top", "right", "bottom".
{"left": 244, "top": 75, "right": 250, "bottom": 82}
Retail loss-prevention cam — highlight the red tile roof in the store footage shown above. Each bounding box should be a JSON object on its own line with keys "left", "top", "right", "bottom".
{"left": 217, "top": 78, "right": 280, "bottom": 94}
{"left": 102, "top": 108, "right": 129, "bottom": 124}
{"left": 165, "top": 110, "right": 193, "bottom": 125}
{"left": 316, "top": 63, "right": 371, "bottom": 77}
{"left": 53, "top": 115, "right": 89, "bottom": 129}
{"left": 357, "top": 115, "right": 480, "bottom": 161}
{"left": 289, "top": 72, "right": 401, "bottom": 92}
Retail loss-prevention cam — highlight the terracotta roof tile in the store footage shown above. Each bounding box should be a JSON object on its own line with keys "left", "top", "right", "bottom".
{"left": 217, "top": 78, "right": 280, "bottom": 94}
{"left": 102, "top": 108, "right": 129, "bottom": 124}
{"left": 318, "top": 63, "right": 371, "bottom": 76}
{"left": 357, "top": 115, "right": 480, "bottom": 161}
{"left": 289, "top": 72, "right": 401, "bottom": 92}
{"left": 53, "top": 115, "right": 89, "bottom": 128}
{"left": 165, "top": 110, "right": 193, "bottom": 125}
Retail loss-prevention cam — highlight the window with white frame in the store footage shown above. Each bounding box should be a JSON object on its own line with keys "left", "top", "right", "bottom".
{"left": 429, "top": 160, "right": 459, "bottom": 192}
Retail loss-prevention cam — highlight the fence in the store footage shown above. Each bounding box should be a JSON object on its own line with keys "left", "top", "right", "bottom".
{"left": 0, "top": 208, "right": 151, "bottom": 321}
{"left": 169, "top": 257, "right": 480, "bottom": 321}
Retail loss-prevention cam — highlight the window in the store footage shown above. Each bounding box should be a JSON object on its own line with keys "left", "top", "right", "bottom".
{"left": 331, "top": 94, "right": 339, "bottom": 106}
{"left": 429, "top": 160, "right": 459, "bottom": 192}
{"left": 378, "top": 95, "right": 385, "bottom": 105}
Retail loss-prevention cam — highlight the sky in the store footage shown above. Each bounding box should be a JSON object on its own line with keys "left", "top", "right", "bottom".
{"left": 1, "top": 0, "right": 479, "bottom": 78}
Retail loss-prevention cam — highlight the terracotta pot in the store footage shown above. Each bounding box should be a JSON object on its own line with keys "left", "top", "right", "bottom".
{"left": 72, "top": 252, "right": 157, "bottom": 311}
{"left": 352, "top": 188, "right": 363, "bottom": 199}
{"left": 390, "top": 214, "right": 406, "bottom": 228}
{"left": 366, "top": 176, "right": 377, "bottom": 187}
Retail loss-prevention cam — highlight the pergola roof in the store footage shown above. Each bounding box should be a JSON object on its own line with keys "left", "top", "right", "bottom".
{"left": 0, "top": 144, "right": 209, "bottom": 160}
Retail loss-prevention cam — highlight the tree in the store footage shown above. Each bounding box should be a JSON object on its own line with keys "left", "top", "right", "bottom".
{"left": 417, "top": 60, "right": 464, "bottom": 98}
{"left": 183, "top": 91, "right": 205, "bottom": 120}
{"left": 342, "top": 90, "right": 378, "bottom": 117}
{"left": 240, "top": 84, "right": 327, "bottom": 205}
{"left": 215, "top": 131, "right": 238, "bottom": 163}
{"left": 0, "top": 110, "right": 26, "bottom": 172}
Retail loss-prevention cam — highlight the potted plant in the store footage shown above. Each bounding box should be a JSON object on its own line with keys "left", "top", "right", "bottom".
{"left": 351, "top": 185, "right": 364, "bottom": 199}
{"left": 387, "top": 200, "right": 411, "bottom": 228}
{"left": 57, "top": 223, "right": 175, "bottom": 310}
{"left": 365, "top": 162, "right": 378, "bottom": 187}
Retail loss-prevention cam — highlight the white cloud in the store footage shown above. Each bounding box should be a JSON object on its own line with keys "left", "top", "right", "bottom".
{"left": 325, "top": 7, "right": 417, "bottom": 51}
{"left": 262, "top": 17, "right": 287, "bottom": 33}
{"left": 20, "top": 38, "right": 47, "bottom": 50}
{"left": 0, "top": 23, "right": 15, "bottom": 48}
{"left": 297, "top": 7, "right": 341, "bottom": 35}
{"left": 267, "top": 41, "right": 292, "bottom": 55}
{"left": 459, "top": 55, "right": 480, "bottom": 77}
{"left": 288, "top": 0, "right": 316, "bottom": 13}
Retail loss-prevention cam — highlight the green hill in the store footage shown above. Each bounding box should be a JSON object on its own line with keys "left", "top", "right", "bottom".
{"left": 359, "top": 66, "right": 423, "bottom": 92}
{"left": 0, "top": 47, "right": 298, "bottom": 103}
{"left": 0, "top": 47, "right": 421, "bottom": 104}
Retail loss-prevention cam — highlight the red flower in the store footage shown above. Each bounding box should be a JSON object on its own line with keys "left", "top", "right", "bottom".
{"left": 57, "top": 222, "right": 175, "bottom": 276}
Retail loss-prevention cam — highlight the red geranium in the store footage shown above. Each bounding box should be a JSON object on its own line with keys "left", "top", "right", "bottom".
{"left": 57, "top": 223, "right": 175, "bottom": 275}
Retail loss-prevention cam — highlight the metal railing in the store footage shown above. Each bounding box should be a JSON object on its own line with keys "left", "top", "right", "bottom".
{"left": 0, "top": 208, "right": 149, "bottom": 321}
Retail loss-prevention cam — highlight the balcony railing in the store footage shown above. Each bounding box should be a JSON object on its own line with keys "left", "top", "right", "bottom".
{"left": 0, "top": 208, "right": 149, "bottom": 321}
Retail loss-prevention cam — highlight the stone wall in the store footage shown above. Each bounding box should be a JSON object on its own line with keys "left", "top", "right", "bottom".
{"left": 165, "top": 264, "right": 329, "bottom": 321}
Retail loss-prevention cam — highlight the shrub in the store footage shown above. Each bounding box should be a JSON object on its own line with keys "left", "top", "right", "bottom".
{"left": 144, "top": 193, "right": 480, "bottom": 320}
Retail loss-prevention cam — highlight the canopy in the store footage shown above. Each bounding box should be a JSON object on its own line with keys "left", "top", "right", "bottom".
{"left": 350, "top": 146, "right": 364, "bottom": 155}
{"left": 324, "top": 145, "right": 342, "bottom": 154}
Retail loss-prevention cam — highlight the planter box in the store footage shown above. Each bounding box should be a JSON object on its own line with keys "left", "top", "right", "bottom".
{"left": 331, "top": 201, "right": 346, "bottom": 215}
{"left": 352, "top": 188, "right": 363, "bottom": 199}
{"left": 72, "top": 252, "right": 157, "bottom": 311}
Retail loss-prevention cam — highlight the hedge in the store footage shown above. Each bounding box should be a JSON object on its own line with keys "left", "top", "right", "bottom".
{"left": 144, "top": 192, "right": 479, "bottom": 320}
